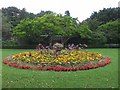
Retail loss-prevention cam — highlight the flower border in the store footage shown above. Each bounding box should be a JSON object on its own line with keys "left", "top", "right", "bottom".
{"left": 2, "top": 57, "right": 111, "bottom": 71}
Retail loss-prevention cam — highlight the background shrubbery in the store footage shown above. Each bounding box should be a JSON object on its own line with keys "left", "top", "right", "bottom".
{"left": 1, "top": 7, "right": 120, "bottom": 48}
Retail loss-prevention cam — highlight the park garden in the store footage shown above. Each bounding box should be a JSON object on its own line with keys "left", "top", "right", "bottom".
{"left": 1, "top": 7, "right": 119, "bottom": 88}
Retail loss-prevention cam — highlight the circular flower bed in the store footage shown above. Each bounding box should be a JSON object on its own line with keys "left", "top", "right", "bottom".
{"left": 2, "top": 49, "right": 111, "bottom": 71}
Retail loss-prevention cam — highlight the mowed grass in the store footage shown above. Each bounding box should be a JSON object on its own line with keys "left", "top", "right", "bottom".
{"left": 2, "top": 49, "right": 118, "bottom": 88}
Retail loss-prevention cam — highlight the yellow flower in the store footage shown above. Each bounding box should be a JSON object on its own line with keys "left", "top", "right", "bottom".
{"left": 81, "top": 58, "right": 85, "bottom": 60}
{"left": 31, "top": 53, "right": 35, "bottom": 56}
{"left": 89, "top": 58, "right": 94, "bottom": 61}
{"left": 68, "top": 58, "right": 71, "bottom": 60}
{"left": 55, "top": 60, "right": 59, "bottom": 62}
{"left": 12, "top": 56, "right": 15, "bottom": 59}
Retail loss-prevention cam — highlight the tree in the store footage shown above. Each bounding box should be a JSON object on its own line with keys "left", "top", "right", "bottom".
{"left": 88, "top": 31, "right": 107, "bottom": 46}
{"left": 2, "top": 15, "right": 12, "bottom": 41}
{"left": 2, "top": 7, "right": 35, "bottom": 28}
{"left": 90, "top": 7, "right": 120, "bottom": 24}
{"left": 82, "top": 7, "right": 120, "bottom": 46}
{"left": 36, "top": 10, "right": 53, "bottom": 17}
{"left": 83, "top": 18, "right": 102, "bottom": 31}
{"left": 2, "top": 7, "right": 21, "bottom": 27}
{"left": 78, "top": 24, "right": 92, "bottom": 38}
{"left": 65, "top": 10, "right": 70, "bottom": 16}
{"left": 12, "top": 13, "right": 91, "bottom": 46}
{"left": 97, "top": 20, "right": 120, "bottom": 44}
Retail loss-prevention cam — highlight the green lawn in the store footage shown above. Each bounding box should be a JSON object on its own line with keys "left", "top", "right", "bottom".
{"left": 2, "top": 49, "right": 118, "bottom": 88}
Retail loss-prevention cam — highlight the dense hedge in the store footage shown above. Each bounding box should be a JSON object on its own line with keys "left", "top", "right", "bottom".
{"left": 2, "top": 44, "right": 120, "bottom": 49}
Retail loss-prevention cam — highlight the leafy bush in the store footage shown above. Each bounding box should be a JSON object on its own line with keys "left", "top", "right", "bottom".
{"left": 97, "top": 20, "right": 120, "bottom": 44}
{"left": 2, "top": 40, "right": 18, "bottom": 46}
{"left": 12, "top": 14, "right": 92, "bottom": 46}
{"left": 88, "top": 32, "right": 107, "bottom": 46}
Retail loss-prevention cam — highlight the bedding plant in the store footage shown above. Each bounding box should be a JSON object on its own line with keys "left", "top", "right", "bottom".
{"left": 2, "top": 43, "right": 111, "bottom": 71}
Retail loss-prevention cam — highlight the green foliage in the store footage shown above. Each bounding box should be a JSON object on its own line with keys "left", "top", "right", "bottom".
{"left": 2, "top": 39, "right": 18, "bottom": 46}
{"left": 2, "top": 7, "right": 35, "bottom": 28}
{"left": 88, "top": 32, "right": 107, "bottom": 45}
{"left": 97, "top": 20, "right": 120, "bottom": 43}
{"left": 90, "top": 7, "right": 120, "bottom": 24}
{"left": 13, "top": 13, "right": 89, "bottom": 45}
{"left": 65, "top": 10, "right": 70, "bottom": 16}
{"left": 3, "top": 6, "right": 120, "bottom": 47}
{"left": 79, "top": 24, "right": 92, "bottom": 38}
{"left": 12, "top": 18, "right": 33, "bottom": 38}
{"left": 2, "top": 15, "right": 12, "bottom": 41}
{"left": 36, "top": 10, "right": 53, "bottom": 17}
{"left": 83, "top": 7, "right": 120, "bottom": 45}
{"left": 84, "top": 18, "right": 102, "bottom": 31}
{"left": 63, "top": 16, "right": 80, "bottom": 36}
{"left": 2, "top": 7, "right": 35, "bottom": 44}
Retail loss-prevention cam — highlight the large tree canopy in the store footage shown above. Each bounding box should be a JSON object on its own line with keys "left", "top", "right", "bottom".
{"left": 2, "top": 6, "right": 120, "bottom": 48}
{"left": 2, "top": 15, "right": 12, "bottom": 41}
{"left": 12, "top": 13, "right": 91, "bottom": 45}
{"left": 97, "top": 20, "right": 120, "bottom": 44}
{"left": 2, "top": 7, "right": 35, "bottom": 27}
{"left": 84, "top": 7, "right": 120, "bottom": 32}
{"left": 90, "top": 7, "right": 120, "bottom": 24}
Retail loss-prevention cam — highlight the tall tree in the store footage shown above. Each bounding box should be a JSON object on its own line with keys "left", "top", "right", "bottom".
{"left": 36, "top": 10, "right": 53, "bottom": 17}
{"left": 97, "top": 20, "right": 120, "bottom": 44}
{"left": 83, "top": 18, "right": 102, "bottom": 31}
{"left": 2, "top": 7, "right": 35, "bottom": 28}
{"left": 90, "top": 7, "right": 120, "bottom": 24}
{"left": 12, "top": 13, "right": 91, "bottom": 45}
{"left": 2, "top": 15, "right": 12, "bottom": 41}
{"left": 2, "top": 7, "right": 21, "bottom": 27}
{"left": 65, "top": 10, "right": 70, "bottom": 16}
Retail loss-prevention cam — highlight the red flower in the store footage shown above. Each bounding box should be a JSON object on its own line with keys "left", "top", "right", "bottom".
{"left": 19, "top": 66, "right": 30, "bottom": 69}
{"left": 8, "top": 63, "right": 15, "bottom": 66}
{"left": 3, "top": 60, "right": 8, "bottom": 64}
